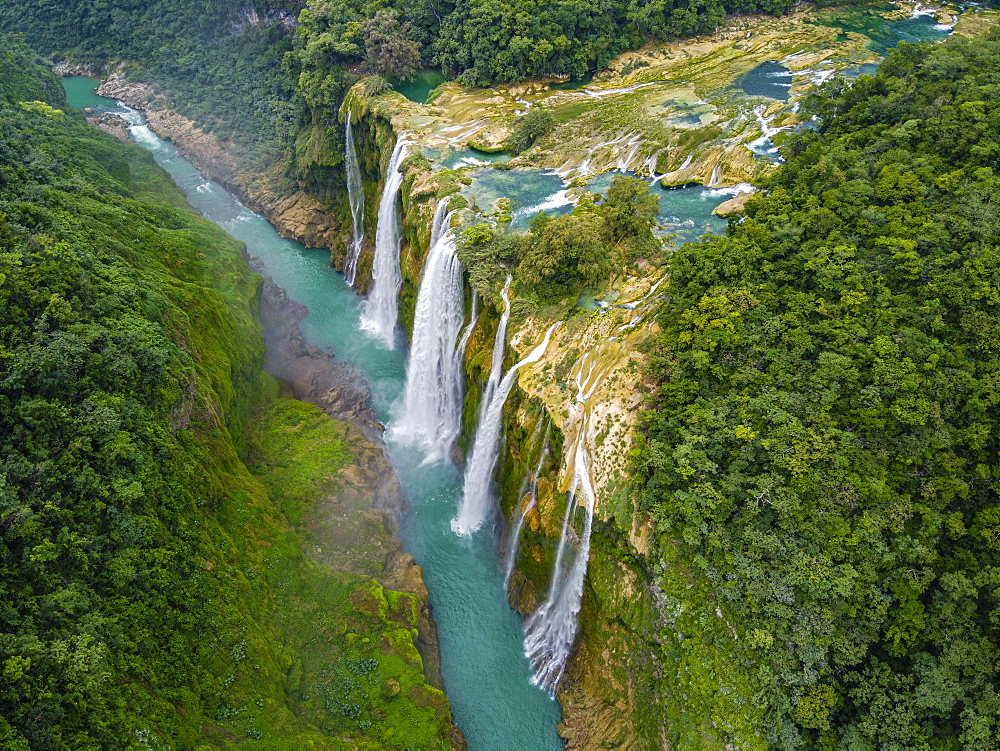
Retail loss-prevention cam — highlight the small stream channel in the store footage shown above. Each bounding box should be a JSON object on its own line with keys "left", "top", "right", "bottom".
{"left": 63, "top": 77, "right": 564, "bottom": 750}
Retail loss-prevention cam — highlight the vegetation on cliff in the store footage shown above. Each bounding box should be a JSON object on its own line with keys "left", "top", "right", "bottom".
{"left": 0, "top": 1, "right": 299, "bottom": 159}
{"left": 642, "top": 32, "right": 1000, "bottom": 748}
{"left": 0, "top": 37, "right": 452, "bottom": 749}
{"left": 455, "top": 174, "right": 661, "bottom": 302}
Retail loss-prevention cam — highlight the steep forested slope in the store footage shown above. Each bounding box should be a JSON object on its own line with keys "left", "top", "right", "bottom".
{"left": 642, "top": 32, "right": 1000, "bottom": 748}
{"left": 0, "top": 2, "right": 300, "bottom": 158}
{"left": 0, "top": 37, "right": 452, "bottom": 750}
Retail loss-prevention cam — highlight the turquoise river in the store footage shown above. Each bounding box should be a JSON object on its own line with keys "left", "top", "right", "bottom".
{"left": 62, "top": 77, "right": 563, "bottom": 750}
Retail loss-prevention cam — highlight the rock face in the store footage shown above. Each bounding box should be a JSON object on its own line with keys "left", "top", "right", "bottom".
{"left": 714, "top": 188, "right": 756, "bottom": 216}
{"left": 53, "top": 59, "right": 99, "bottom": 76}
{"left": 89, "top": 112, "right": 131, "bottom": 142}
{"left": 96, "top": 71, "right": 351, "bottom": 266}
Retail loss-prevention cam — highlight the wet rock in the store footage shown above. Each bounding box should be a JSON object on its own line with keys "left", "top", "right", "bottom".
{"left": 91, "top": 112, "right": 131, "bottom": 142}
{"left": 713, "top": 188, "right": 756, "bottom": 216}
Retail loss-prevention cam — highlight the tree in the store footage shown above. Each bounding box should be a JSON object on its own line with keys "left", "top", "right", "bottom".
{"left": 517, "top": 212, "right": 612, "bottom": 297}
{"left": 362, "top": 10, "right": 422, "bottom": 80}
{"left": 599, "top": 174, "right": 660, "bottom": 243}
{"left": 506, "top": 105, "right": 554, "bottom": 153}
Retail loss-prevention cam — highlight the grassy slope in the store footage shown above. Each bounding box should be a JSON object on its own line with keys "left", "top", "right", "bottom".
{"left": 0, "top": 40, "right": 450, "bottom": 750}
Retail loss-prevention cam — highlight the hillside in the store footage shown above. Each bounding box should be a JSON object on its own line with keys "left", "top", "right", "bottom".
{"left": 0, "top": 36, "right": 453, "bottom": 750}
{"left": 642, "top": 30, "right": 1000, "bottom": 747}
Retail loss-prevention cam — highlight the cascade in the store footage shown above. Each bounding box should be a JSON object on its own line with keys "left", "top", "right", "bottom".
{"left": 523, "top": 410, "right": 596, "bottom": 694}
{"left": 481, "top": 275, "right": 513, "bottom": 412}
{"left": 343, "top": 115, "right": 366, "bottom": 287}
{"left": 360, "top": 136, "right": 410, "bottom": 347}
{"left": 457, "top": 289, "right": 479, "bottom": 360}
{"left": 502, "top": 426, "right": 549, "bottom": 592}
{"left": 745, "top": 104, "right": 789, "bottom": 163}
{"left": 452, "top": 321, "right": 561, "bottom": 537}
{"left": 391, "top": 199, "right": 466, "bottom": 461}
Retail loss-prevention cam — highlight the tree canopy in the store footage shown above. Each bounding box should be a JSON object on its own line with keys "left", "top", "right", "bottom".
{"left": 641, "top": 32, "right": 1000, "bottom": 748}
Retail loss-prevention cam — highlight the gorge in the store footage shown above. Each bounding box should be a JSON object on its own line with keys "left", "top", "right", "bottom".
{"left": 3, "top": 0, "right": 1000, "bottom": 747}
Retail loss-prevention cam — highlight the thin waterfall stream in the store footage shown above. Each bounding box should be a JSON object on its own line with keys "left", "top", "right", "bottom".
{"left": 62, "top": 79, "right": 564, "bottom": 750}
{"left": 503, "top": 423, "right": 549, "bottom": 592}
{"left": 343, "top": 115, "right": 365, "bottom": 287}
{"left": 524, "top": 409, "right": 597, "bottom": 694}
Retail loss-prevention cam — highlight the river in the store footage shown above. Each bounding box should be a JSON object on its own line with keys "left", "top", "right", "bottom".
{"left": 62, "top": 77, "right": 564, "bottom": 750}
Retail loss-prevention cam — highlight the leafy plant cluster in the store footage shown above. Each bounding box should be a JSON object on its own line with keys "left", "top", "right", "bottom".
{"left": 641, "top": 32, "right": 1000, "bottom": 748}
{"left": 456, "top": 174, "right": 660, "bottom": 301}
{"left": 506, "top": 105, "right": 555, "bottom": 153}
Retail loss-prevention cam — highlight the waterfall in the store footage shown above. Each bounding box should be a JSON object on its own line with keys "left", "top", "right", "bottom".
{"left": 391, "top": 199, "right": 466, "bottom": 461}
{"left": 457, "top": 290, "right": 479, "bottom": 362}
{"left": 452, "top": 321, "right": 561, "bottom": 537}
{"left": 502, "top": 426, "right": 549, "bottom": 592}
{"left": 523, "top": 411, "right": 596, "bottom": 694}
{"left": 481, "top": 275, "right": 513, "bottom": 413}
{"left": 360, "top": 136, "right": 410, "bottom": 347}
{"left": 343, "top": 116, "right": 366, "bottom": 287}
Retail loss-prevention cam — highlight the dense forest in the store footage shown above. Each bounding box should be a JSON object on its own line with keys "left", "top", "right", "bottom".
{"left": 642, "top": 32, "right": 1000, "bottom": 748}
{"left": 292, "top": 0, "right": 810, "bottom": 87}
{"left": 0, "top": 1, "right": 300, "bottom": 167}
{"left": 0, "top": 36, "right": 451, "bottom": 749}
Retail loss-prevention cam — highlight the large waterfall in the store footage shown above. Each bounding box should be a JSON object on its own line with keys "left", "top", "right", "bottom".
{"left": 360, "top": 136, "right": 410, "bottom": 347}
{"left": 523, "top": 410, "right": 596, "bottom": 694}
{"left": 391, "top": 199, "right": 466, "bottom": 461}
{"left": 343, "top": 115, "right": 365, "bottom": 287}
{"left": 452, "top": 321, "right": 561, "bottom": 537}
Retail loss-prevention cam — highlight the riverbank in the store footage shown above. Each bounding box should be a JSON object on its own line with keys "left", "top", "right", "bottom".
{"left": 254, "top": 263, "right": 455, "bottom": 702}
{"left": 96, "top": 72, "right": 351, "bottom": 268}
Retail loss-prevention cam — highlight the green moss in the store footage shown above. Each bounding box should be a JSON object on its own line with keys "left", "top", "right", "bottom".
{"left": 468, "top": 140, "right": 508, "bottom": 154}
{"left": 252, "top": 399, "right": 353, "bottom": 524}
